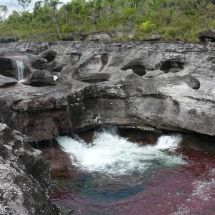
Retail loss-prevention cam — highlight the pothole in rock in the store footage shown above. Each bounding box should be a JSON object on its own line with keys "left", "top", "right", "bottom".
{"left": 79, "top": 54, "right": 109, "bottom": 73}
{"left": 99, "top": 54, "right": 109, "bottom": 72}
{"left": 185, "top": 76, "right": 200, "bottom": 90}
{"left": 77, "top": 73, "right": 110, "bottom": 83}
{"left": 41, "top": 50, "right": 57, "bottom": 63}
{"left": 0, "top": 58, "right": 16, "bottom": 79}
{"left": 121, "top": 64, "right": 146, "bottom": 76}
{"left": 160, "top": 60, "right": 185, "bottom": 73}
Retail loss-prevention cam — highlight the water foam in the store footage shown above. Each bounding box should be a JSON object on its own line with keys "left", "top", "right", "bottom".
{"left": 56, "top": 127, "right": 185, "bottom": 175}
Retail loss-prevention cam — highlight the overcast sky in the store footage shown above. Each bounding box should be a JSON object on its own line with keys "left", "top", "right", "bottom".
{"left": 0, "top": 0, "right": 72, "bottom": 10}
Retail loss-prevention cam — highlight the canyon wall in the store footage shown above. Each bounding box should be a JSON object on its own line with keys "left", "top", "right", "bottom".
{"left": 0, "top": 41, "right": 214, "bottom": 141}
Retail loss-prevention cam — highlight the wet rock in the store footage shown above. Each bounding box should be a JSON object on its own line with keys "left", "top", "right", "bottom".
{"left": 0, "top": 51, "right": 47, "bottom": 81}
{"left": 0, "top": 123, "right": 59, "bottom": 215}
{"left": 119, "top": 125, "right": 162, "bottom": 144}
{"left": 40, "top": 142, "right": 73, "bottom": 178}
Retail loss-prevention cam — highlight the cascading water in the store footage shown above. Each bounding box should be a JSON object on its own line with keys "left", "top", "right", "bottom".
{"left": 52, "top": 127, "right": 215, "bottom": 215}
{"left": 12, "top": 59, "right": 25, "bottom": 83}
{"left": 56, "top": 126, "right": 184, "bottom": 175}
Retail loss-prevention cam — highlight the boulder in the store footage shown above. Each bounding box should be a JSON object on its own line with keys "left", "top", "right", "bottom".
{"left": 89, "top": 32, "right": 111, "bottom": 41}
{"left": 0, "top": 123, "right": 59, "bottom": 215}
{"left": 198, "top": 29, "right": 215, "bottom": 42}
{"left": 142, "top": 33, "right": 163, "bottom": 41}
{"left": 0, "top": 37, "right": 19, "bottom": 43}
{"left": 29, "top": 70, "right": 56, "bottom": 87}
{"left": 62, "top": 33, "right": 88, "bottom": 41}
{"left": 62, "top": 33, "right": 74, "bottom": 41}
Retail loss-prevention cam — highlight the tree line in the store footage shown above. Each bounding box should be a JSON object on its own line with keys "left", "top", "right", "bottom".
{"left": 0, "top": 0, "right": 215, "bottom": 41}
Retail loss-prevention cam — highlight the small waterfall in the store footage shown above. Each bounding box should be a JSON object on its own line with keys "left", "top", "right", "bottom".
{"left": 56, "top": 126, "right": 185, "bottom": 175}
{"left": 12, "top": 60, "right": 25, "bottom": 82}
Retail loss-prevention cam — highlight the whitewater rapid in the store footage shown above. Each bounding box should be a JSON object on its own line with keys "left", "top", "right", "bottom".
{"left": 56, "top": 126, "right": 185, "bottom": 175}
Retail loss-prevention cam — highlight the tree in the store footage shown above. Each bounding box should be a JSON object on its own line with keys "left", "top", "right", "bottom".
{"left": 33, "top": 1, "right": 43, "bottom": 16}
{"left": 0, "top": 5, "right": 8, "bottom": 22}
{"left": 49, "top": 0, "right": 62, "bottom": 11}
{"left": 63, "top": 2, "right": 72, "bottom": 26}
{"left": 17, "top": 0, "right": 31, "bottom": 9}
{"left": 47, "top": 0, "right": 63, "bottom": 39}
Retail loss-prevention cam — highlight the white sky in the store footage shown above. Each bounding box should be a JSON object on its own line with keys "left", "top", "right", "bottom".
{"left": 0, "top": 0, "right": 72, "bottom": 10}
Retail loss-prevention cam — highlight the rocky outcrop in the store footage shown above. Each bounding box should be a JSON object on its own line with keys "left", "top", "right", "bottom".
{"left": 0, "top": 99, "right": 14, "bottom": 129}
{"left": 0, "top": 36, "right": 19, "bottom": 43}
{"left": 64, "top": 41, "right": 215, "bottom": 137}
{"left": 28, "top": 70, "right": 56, "bottom": 86}
{"left": 62, "top": 33, "right": 88, "bottom": 41}
{"left": 89, "top": 32, "right": 111, "bottom": 41}
{"left": 0, "top": 123, "right": 59, "bottom": 214}
{"left": 198, "top": 29, "right": 215, "bottom": 42}
{"left": 40, "top": 141, "right": 75, "bottom": 178}
{"left": 2, "top": 40, "right": 215, "bottom": 215}
{"left": 142, "top": 33, "right": 163, "bottom": 41}
{"left": 1, "top": 41, "right": 215, "bottom": 142}
{"left": 0, "top": 75, "right": 17, "bottom": 87}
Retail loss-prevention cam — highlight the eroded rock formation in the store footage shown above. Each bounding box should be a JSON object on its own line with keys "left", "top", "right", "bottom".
{"left": 0, "top": 41, "right": 215, "bottom": 142}
{"left": 0, "top": 123, "right": 59, "bottom": 214}
{"left": 2, "top": 40, "right": 215, "bottom": 215}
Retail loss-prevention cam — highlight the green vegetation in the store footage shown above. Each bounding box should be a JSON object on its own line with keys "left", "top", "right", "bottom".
{"left": 0, "top": 0, "right": 215, "bottom": 41}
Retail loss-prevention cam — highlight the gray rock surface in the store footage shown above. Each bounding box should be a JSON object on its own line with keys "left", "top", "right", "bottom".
{"left": 89, "top": 32, "right": 111, "bottom": 41}
{"left": 1, "top": 41, "right": 215, "bottom": 140}
{"left": 142, "top": 33, "right": 163, "bottom": 41}
{"left": 0, "top": 123, "right": 59, "bottom": 215}
{"left": 0, "top": 74, "right": 17, "bottom": 87}
{"left": 28, "top": 69, "right": 56, "bottom": 87}
{"left": 2, "top": 40, "right": 215, "bottom": 215}
{"left": 198, "top": 29, "right": 215, "bottom": 42}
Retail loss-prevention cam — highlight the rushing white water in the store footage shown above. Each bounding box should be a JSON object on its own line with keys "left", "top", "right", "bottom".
{"left": 13, "top": 60, "right": 25, "bottom": 82}
{"left": 56, "top": 126, "right": 185, "bottom": 175}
